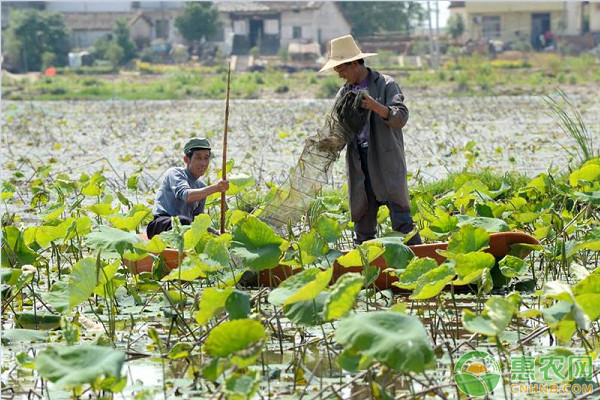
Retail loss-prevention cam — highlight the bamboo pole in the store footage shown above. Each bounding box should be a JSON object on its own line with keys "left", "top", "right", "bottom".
{"left": 221, "top": 63, "right": 231, "bottom": 234}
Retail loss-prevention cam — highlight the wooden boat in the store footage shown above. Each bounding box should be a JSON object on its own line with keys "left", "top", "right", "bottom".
{"left": 125, "top": 232, "right": 539, "bottom": 290}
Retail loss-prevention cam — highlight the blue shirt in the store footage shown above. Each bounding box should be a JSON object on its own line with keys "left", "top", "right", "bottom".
{"left": 152, "top": 167, "right": 206, "bottom": 219}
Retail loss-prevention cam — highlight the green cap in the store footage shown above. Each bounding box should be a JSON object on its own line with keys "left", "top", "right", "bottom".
{"left": 184, "top": 138, "right": 211, "bottom": 155}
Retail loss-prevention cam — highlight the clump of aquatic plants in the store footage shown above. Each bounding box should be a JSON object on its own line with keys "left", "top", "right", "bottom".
{"left": 2, "top": 151, "right": 600, "bottom": 398}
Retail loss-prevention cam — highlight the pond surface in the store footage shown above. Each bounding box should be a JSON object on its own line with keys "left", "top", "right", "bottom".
{"left": 2, "top": 91, "right": 599, "bottom": 193}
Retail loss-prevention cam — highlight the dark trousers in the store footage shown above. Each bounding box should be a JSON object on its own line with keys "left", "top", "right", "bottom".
{"left": 354, "top": 146, "right": 422, "bottom": 246}
{"left": 146, "top": 215, "right": 193, "bottom": 239}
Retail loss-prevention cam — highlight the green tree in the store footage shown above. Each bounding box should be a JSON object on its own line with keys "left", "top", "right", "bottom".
{"left": 174, "top": 2, "right": 222, "bottom": 51}
{"left": 447, "top": 14, "right": 465, "bottom": 40}
{"left": 114, "top": 18, "right": 137, "bottom": 63}
{"left": 92, "top": 18, "right": 136, "bottom": 66}
{"left": 106, "top": 41, "right": 126, "bottom": 68}
{"left": 3, "top": 9, "right": 70, "bottom": 72}
{"left": 338, "top": 2, "right": 425, "bottom": 36}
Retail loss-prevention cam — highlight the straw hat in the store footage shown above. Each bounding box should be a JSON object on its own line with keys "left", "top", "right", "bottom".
{"left": 319, "top": 35, "right": 377, "bottom": 72}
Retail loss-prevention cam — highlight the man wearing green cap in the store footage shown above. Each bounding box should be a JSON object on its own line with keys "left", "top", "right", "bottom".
{"left": 147, "top": 138, "right": 229, "bottom": 238}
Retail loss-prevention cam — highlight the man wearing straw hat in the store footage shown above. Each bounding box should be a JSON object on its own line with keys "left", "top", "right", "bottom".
{"left": 320, "top": 35, "right": 422, "bottom": 245}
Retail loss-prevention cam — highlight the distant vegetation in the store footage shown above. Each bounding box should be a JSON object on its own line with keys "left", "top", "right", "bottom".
{"left": 2, "top": 52, "right": 599, "bottom": 101}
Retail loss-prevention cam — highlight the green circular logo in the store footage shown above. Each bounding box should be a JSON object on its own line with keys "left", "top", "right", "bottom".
{"left": 454, "top": 350, "right": 501, "bottom": 396}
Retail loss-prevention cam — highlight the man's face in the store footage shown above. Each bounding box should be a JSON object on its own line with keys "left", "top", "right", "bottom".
{"left": 184, "top": 149, "right": 211, "bottom": 178}
{"left": 334, "top": 61, "right": 360, "bottom": 84}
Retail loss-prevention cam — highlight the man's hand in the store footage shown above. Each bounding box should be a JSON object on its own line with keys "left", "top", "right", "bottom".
{"left": 213, "top": 179, "right": 229, "bottom": 193}
{"left": 361, "top": 93, "right": 390, "bottom": 119}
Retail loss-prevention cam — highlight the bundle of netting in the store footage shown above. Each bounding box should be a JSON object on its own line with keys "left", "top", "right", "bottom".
{"left": 257, "top": 89, "right": 368, "bottom": 232}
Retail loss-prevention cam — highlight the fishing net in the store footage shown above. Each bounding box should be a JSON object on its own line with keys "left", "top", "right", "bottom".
{"left": 257, "top": 89, "right": 368, "bottom": 232}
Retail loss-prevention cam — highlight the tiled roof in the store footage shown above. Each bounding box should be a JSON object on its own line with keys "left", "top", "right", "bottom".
{"left": 216, "top": 2, "right": 323, "bottom": 13}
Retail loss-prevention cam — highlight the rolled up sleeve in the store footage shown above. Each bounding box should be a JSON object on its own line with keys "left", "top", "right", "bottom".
{"left": 383, "top": 81, "right": 409, "bottom": 129}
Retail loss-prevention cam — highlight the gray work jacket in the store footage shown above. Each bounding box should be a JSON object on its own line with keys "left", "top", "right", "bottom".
{"left": 342, "top": 68, "right": 411, "bottom": 222}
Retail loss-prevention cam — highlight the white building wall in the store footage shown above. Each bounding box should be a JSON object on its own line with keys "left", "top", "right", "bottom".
{"left": 280, "top": 9, "right": 314, "bottom": 47}
{"left": 591, "top": 1, "right": 600, "bottom": 32}
{"left": 564, "top": 1, "right": 583, "bottom": 35}
{"left": 316, "top": 3, "right": 351, "bottom": 44}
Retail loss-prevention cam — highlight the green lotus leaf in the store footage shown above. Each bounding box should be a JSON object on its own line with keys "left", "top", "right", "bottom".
{"left": 86, "top": 226, "right": 141, "bottom": 256}
{"left": 452, "top": 252, "right": 495, "bottom": 285}
{"left": 106, "top": 209, "right": 151, "bottom": 231}
{"left": 410, "top": 263, "right": 455, "bottom": 300}
{"left": 134, "top": 235, "right": 167, "bottom": 253}
{"left": 204, "top": 319, "right": 266, "bottom": 368}
{"left": 314, "top": 215, "right": 342, "bottom": 243}
{"left": 456, "top": 215, "right": 509, "bottom": 233}
{"left": 571, "top": 190, "right": 600, "bottom": 205}
{"left": 227, "top": 174, "right": 256, "bottom": 196}
{"left": 569, "top": 162, "right": 600, "bottom": 188}
{"left": 40, "top": 203, "right": 65, "bottom": 221}
{"left": 183, "top": 213, "right": 212, "bottom": 250}
{"left": 336, "top": 242, "right": 384, "bottom": 268}
{"left": 69, "top": 258, "right": 98, "bottom": 310}
{"left": 323, "top": 273, "right": 363, "bottom": 321}
{"left": 94, "top": 260, "right": 122, "bottom": 297}
{"left": 84, "top": 203, "right": 119, "bottom": 217}
{"left": 195, "top": 287, "right": 233, "bottom": 326}
{"left": 297, "top": 231, "right": 329, "bottom": 264}
{"left": 167, "top": 342, "right": 193, "bottom": 360}
{"left": 393, "top": 257, "right": 439, "bottom": 290}
{"left": 368, "top": 236, "right": 414, "bottom": 270}
{"left": 575, "top": 239, "right": 600, "bottom": 251}
{"left": 34, "top": 344, "right": 125, "bottom": 387}
{"left": 35, "top": 219, "right": 72, "bottom": 247}
{"left": 1, "top": 268, "right": 22, "bottom": 286}
{"left": 231, "top": 215, "right": 288, "bottom": 271}
{"left": 283, "top": 292, "right": 328, "bottom": 326}
{"left": 204, "top": 233, "right": 232, "bottom": 267}
{"left": 284, "top": 267, "right": 332, "bottom": 305}
{"left": 447, "top": 225, "right": 490, "bottom": 254}
{"left": 574, "top": 270, "right": 600, "bottom": 320}
{"left": 1, "top": 329, "right": 48, "bottom": 345}
{"left": 429, "top": 210, "right": 458, "bottom": 234}
{"left": 462, "top": 297, "right": 516, "bottom": 336}
{"left": 64, "top": 216, "right": 92, "bottom": 241}
{"left": 336, "top": 311, "right": 434, "bottom": 372}
{"left": 337, "top": 348, "right": 372, "bottom": 372}
{"left": 498, "top": 255, "right": 527, "bottom": 278}
{"left": 225, "top": 371, "right": 260, "bottom": 400}
{"left": 15, "top": 313, "right": 61, "bottom": 330}
{"left": 226, "top": 290, "right": 251, "bottom": 320}
{"left": 268, "top": 268, "right": 321, "bottom": 306}
{"left": 1, "top": 226, "right": 37, "bottom": 267}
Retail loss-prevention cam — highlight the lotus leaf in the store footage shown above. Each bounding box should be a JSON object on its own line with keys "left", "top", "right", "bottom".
{"left": 368, "top": 236, "right": 414, "bottom": 270}
{"left": 323, "top": 273, "right": 363, "bottom": 321}
{"left": 231, "top": 215, "right": 287, "bottom": 271}
{"left": 204, "top": 319, "right": 266, "bottom": 367}
{"left": 336, "top": 312, "right": 434, "bottom": 372}
{"left": 34, "top": 344, "right": 125, "bottom": 387}
{"left": 462, "top": 297, "right": 516, "bottom": 336}
{"left": 1, "top": 226, "right": 37, "bottom": 267}
{"left": 86, "top": 226, "right": 141, "bottom": 256}
{"left": 195, "top": 287, "right": 233, "bottom": 326}
{"left": 447, "top": 225, "right": 490, "bottom": 254}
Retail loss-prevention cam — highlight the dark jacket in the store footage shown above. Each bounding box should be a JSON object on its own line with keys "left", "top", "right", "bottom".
{"left": 342, "top": 68, "right": 411, "bottom": 221}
